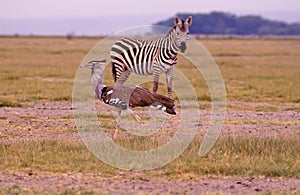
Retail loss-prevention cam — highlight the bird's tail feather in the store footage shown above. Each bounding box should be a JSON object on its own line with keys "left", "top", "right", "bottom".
{"left": 132, "top": 86, "right": 176, "bottom": 115}
{"left": 150, "top": 102, "right": 176, "bottom": 115}
{"left": 150, "top": 94, "right": 176, "bottom": 115}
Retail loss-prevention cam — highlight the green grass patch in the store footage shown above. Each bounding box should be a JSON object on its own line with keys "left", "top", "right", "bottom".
{"left": 0, "top": 140, "right": 116, "bottom": 175}
{"left": 0, "top": 186, "right": 98, "bottom": 195}
{"left": 0, "top": 99, "right": 23, "bottom": 107}
{"left": 1, "top": 75, "right": 20, "bottom": 80}
{"left": 284, "top": 107, "right": 300, "bottom": 112}
{"left": 254, "top": 105, "right": 278, "bottom": 112}
{"left": 113, "top": 136, "right": 168, "bottom": 151}
{"left": 198, "top": 94, "right": 212, "bottom": 101}
{"left": 167, "top": 137, "right": 300, "bottom": 178}
{"left": 1, "top": 137, "right": 299, "bottom": 178}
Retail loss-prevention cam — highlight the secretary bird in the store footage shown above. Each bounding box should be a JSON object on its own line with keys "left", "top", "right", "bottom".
{"left": 81, "top": 60, "right": 176, "bottom": 138}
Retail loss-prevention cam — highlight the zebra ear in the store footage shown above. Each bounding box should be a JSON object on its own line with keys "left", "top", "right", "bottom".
{"left": 186, "top": 16, "right": 192, "bottom": 26}
{"left": 174, "top": 16, "right": 180, "bottom": 26}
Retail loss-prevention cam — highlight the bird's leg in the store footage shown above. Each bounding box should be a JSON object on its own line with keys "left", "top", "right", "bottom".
{"left": 128, "top": 109, "right": 142, "bottom": 123}
{"left": 114, "top": 125, "right": 119, "bottom": 139}
{"left": 114, "top": 109, "right": 122, "bottom": 139}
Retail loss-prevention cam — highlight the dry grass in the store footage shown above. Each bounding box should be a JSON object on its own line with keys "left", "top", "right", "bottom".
{"left": 201, "top": 39, "right": 300, "bottom": 103}
{"left": 0, "top": 36, "right": 96, "bottom": 105}
{"left": 1, "top": 36, "right": 300, "bottom": 106}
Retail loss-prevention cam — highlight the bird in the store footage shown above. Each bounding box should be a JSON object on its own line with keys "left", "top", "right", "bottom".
{"left": 81, "top": 60, "right": 176, "bottom": 138}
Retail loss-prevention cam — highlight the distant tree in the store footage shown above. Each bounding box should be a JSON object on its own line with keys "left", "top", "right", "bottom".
{"left": 155, "top": 12, "right": 300, "bottom": 35}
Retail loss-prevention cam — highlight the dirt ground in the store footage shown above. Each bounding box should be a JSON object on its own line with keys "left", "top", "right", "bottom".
{"left": 0, "top": 101, "right": 299, "bottom": 194}
{"left": 1, "top": 170, "right": 299, "bottom": 194}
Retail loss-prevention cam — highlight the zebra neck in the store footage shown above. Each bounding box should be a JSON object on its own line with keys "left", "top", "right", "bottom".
{"left": 165, "top": 29, "right": 180, "bottom": 54}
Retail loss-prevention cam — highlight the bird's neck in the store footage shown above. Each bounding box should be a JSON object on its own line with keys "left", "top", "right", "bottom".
{"left": 91, "top": 68, "right": 103, "bottom": 99}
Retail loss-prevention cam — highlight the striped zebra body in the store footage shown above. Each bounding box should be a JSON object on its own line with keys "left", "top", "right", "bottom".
{"left": 111, "top": 37, "right": 177, "bottom": 82}
{"left": 111, "top": 16, "right": 192, "bottom": 98}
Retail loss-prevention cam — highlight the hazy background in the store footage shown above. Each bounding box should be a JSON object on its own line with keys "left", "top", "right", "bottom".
{"left": 1, "top": 0, "right": 300, "bottom": 35}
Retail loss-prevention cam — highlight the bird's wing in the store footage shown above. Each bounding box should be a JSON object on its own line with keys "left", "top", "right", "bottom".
{"left": 128, "top": 86, "right": 156, "bottom": 107}
{"left": 101, "top": 86, "right": 128, "bottom": 110}
{"left": 108, "top": 98, "right": 128, "bottom": 110}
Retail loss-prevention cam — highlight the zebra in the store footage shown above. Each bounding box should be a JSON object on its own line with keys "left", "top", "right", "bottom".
{"left": 110, "top": 16, "right": 192, "bottom": 99}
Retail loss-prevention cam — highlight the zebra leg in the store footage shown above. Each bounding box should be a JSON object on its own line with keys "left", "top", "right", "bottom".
{"left": 114, "top": 109, "right": 122, "bottom": 139}
{"left": 116, "top": 70, "right": 131, "bottom": 84}
{"left": 153, "top": 73, "right": 160, "bottom": 93}
{"left": 165, "top": 68, "right": 174, "bottom": 99}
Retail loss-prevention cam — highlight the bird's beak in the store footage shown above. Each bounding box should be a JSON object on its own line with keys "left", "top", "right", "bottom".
{"left": 80, "top": 60, "right": 107, "bottom": 68}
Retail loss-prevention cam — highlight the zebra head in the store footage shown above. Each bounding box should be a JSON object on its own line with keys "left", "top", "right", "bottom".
{"left": 173, "top": 16, "right": 192, "bottom": 53}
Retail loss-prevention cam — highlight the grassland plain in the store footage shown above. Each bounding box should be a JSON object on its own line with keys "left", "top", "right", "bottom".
{"left": 1, "top": 36, "right": 300, "bottom": 105}
{"left": 0, "top": 36, "right": 300, "bottom": 194}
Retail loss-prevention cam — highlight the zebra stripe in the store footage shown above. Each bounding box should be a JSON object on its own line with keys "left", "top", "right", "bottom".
{"left": 110, "top": 16, "right": 192, "bottom": 98}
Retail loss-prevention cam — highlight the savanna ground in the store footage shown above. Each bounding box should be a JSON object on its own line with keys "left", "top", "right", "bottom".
{"left": 0, "top": 36, "right": 300, "bottom": 194}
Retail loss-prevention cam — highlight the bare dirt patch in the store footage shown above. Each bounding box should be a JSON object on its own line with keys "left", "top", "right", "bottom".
{"left": 0, "top": 170, "right": 299, "bottom": 194}
{"left": 0, "top": 101, "right": 299, "bottom": 142}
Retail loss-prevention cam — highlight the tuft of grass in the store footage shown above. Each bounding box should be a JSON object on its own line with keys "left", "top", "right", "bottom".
{"left": 224, "top": 119, "right": 300, "bottom": 125}
{"left": 284, "top": 107, "right": 300, "bottom": 112}
{"left": 114, "top": 136, "right": 167, "bottom": 151}
{"left": 52, "top": 96, "right": 72, "bottom": 102}
{"left": 198, "top": 94, "right": 212, "bottom": 101}
{"left": 215, "top": 52, "right": 242, "bottom": 57}
{"left": 0, "top": 186, "right": 98, "bottom": 195}
{"left": 254, "top": 105, "right": 278, "bottom": 112}
{"left": 2, "top": 75, "right": 20, "bottom": 80}
{"left": 0, "top": 99, "right": 22, "bottom": 107}
{"left": 259, "top": 191, "right": 300, "bottom": 195}
{"left": 293, "top": 98, "right": 300, "bottom": 103}
{"left": 19, "top": 115, "right": 38, "bottom": 119}
{"left": 58, "top": 115, "right": 74, "bottom": 119}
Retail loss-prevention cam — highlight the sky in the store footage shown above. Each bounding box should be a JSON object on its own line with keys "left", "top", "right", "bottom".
{"left": 1, "top": 0, "right": 300, "bottom": 35}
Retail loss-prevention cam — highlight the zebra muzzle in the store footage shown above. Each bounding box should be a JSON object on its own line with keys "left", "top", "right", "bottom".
{"left": 180, "top": 42, "right": 187, "bottom": 52}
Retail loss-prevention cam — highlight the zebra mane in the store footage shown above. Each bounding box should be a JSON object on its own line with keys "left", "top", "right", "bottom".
{"left": 166, "top": 26, "right": 176, "bottom": 37}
